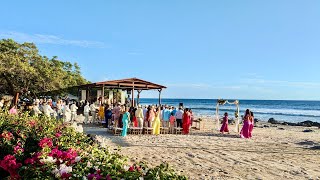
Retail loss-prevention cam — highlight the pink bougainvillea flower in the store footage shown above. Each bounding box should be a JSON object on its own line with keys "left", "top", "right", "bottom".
{"left": 106, "top": 174, "right": 112, "bottom": 180}
{"left": 24, "top": 158, "right": 35, "bottom": 165}
{"left": 55, "top": 132, "right": 62, "bottom": 138}
{"left": 88, "top": 174, "right": 102, "bottom": 180}
{"left": 49, "top": 148, "right": 63, "bottom": 159}
{"left": 29, "top": 120, "right": 37, "bottom": 127}
{"left": 14, "top": 145, "right": 24, "bottom": 154}
{"left": 61, "top": 172, "right": 72, "bottom": 179}
{"left": 129, "top": 166, "right": 135, "bottom": 172}
{"left": 1, "top": 131, "right": 13, "bottom": 141}
{"left": 39, "top": 137, "right": 53, "bottom": 148}
{"left": 0, "top": 154, "right": 22, "bottom": 179}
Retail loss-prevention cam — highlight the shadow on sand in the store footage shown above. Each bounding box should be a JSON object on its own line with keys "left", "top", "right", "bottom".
{"left": 296, "top": 140, "right": 320, "bottom": 150}
{"left": 191, "top": 131, "right": 240, "bottom": 139}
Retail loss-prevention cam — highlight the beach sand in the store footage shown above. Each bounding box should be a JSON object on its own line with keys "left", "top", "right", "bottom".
{"left": 83, "top": 118, "right": 320, "bottom": 180}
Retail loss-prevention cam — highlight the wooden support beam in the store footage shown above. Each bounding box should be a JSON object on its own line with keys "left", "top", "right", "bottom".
{"left": 158, "top": 89, "right": 162, "bottom": 106}
{"left": 96, "top": 82, "right": 160, "bottom": 88}
{"left": 137, "top": 90, "right": 142, "bottom": 105}
{"left": 101, "top": 85, "right": 104, "bottom": 104}
{"left": 131, "top": 82, "right": 135, "bottom": 107}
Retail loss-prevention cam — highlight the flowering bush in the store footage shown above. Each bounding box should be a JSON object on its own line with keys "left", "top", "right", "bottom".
{"left": 0, "top": 112, "right": 187, "bottom": 179}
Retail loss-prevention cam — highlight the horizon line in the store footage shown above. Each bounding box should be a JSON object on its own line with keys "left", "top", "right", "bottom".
{"left": 138, "top": 97, "right": 320, "bottom": 101}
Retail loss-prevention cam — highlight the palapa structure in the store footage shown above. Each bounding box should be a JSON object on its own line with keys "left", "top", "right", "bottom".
{"left": 76, "top": 78, "right": 167, "bottom": 106}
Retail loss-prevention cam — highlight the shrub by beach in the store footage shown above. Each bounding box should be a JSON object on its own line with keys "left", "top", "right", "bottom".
{"left": 0, "top": 112, "right": 186, "bottom": 179}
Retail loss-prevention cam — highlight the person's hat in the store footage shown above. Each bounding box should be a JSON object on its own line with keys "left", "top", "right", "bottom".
{"left": 138, "top": 104, "right": 142, "bottom": 108}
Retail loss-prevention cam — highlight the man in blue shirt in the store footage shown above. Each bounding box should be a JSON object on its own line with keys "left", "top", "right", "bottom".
{"left": 171, "top": 107, "right": 177, "bottom": 117}
{"left": 162, "top": 105, "right": 171, "bottom": 127}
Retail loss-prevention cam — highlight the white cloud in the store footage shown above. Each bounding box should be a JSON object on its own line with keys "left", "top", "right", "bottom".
{"left": 0, "top": 31, "right": 107, "bottom": 48}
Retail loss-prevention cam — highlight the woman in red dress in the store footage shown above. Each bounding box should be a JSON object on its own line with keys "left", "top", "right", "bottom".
{"left": 182, "top": 108, "right": 191, "bottom": 134}
{"left": 220, "top": 112, "right": 229, "bottom": 134}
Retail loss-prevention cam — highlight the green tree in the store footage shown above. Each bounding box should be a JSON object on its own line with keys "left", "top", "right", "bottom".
{"left": 0, "top": 39, "right": 88, "bottom": 100}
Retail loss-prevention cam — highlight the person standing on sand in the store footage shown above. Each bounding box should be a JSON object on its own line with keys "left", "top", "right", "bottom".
{"left": 90, "top": 102, "right": 98, "bottom": 124}
{"left": 121, "top": 107, "right": 130, "bottom": 137}
{"left": 249, "top": 112, "right": 254, "bottom": 138}
{"left": 146, "top": 106, "right": 155, "bottom": 128}
{"left": 175, "top": 107, "right": 184, "bottom": 128}
{"left": 162, "top": 106, "right": 171, "bottom": 127}
{"left": 169, "top": 112, "right": 176, "bottom": 133}
{"left": 104, "top": 105, "right": 112, "bottom": 128}
{"left": 83, "top": 102, "right": 90, "bottom": 124}
{"left": 70, "top": 102, "right": 78, "bottom": 122}
{"left": 182, "top": 108, "right": 191, "bottom": 134}
{"left": 135, "top": 105, "right": 144, "bottom": 128}
{"left": 152, "top": 107, "right": 161, "bottom": 135}
{"left": 220, "top": 112, "right": 229, "bottom": 134}
{"left": 113, "top": 103, "right": 121, "bottom": 127}
{"left": 98, "top": 104, "right": 105, "bottom": 122}
{"left": 63, "top": 104, "right": 71, "bottom": 123}
{"left": 240, "top": 109, "right": 251, "bottom": 138}
{"left": 189, "top": 109, "right": 194, "bottom": 128}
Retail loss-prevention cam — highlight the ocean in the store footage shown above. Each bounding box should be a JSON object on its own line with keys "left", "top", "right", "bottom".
{"left": 139, "top": 98, "right": 320, "bottom": 123}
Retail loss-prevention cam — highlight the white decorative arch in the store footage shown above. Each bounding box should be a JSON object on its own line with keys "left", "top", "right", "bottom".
{"left": 215, "top": 99, "right": 240, "bottom": 132}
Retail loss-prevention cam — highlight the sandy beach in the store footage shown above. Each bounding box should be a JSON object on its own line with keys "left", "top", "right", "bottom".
{"left": 84, "top": 118, "right": 320, "bottom": 180}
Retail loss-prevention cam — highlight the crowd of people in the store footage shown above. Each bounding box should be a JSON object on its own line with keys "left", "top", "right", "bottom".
{"left": 1, "top": 97, "right": 254, "bottom": 139}
{"left": 103, "top": 103, "right": 195, "bottom": 137}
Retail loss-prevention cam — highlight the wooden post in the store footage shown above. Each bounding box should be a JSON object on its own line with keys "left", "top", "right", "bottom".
{"left": 77, "top": 88, "right": 80, "bottom": 101}
{"left": 131, "top": 81, "right": 135, "bottom": 107}
{"left": 102, "top": 85, "right": 105, "bottom": 104}
{"left": 158, "top": 89, "right": 162, "bottom": 106}
{"left": 14, "top": 92, "right": 19, "bottom": 105}
{"left": 137, "top": 90, "right": 142, "bottom": 105}
{"left": 86, "top": 87, "right": 90, "bottom": 103}
{"left": 131, "top": 88, "right": 134, "bottom": 107}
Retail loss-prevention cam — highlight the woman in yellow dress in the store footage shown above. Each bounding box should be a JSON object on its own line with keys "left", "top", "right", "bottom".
{"left": 152, "top": 107, "right": 161, "bottom": 135}
{"left": 98, "top": 104, "right": 105, "bottom": 121}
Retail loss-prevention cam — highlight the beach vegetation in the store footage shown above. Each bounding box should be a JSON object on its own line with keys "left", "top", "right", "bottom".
{"left": 0, "top": 112, "right": 187, "bottom": 179}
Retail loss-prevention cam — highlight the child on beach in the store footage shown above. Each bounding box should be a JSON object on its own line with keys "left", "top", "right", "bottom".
{"left": 169, "top": 112, "right": 175, "bottom": 133}
{"left": 220, "top": 112, "right": 229, "bottom": 134}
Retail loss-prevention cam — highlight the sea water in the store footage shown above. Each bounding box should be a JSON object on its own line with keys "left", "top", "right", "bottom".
{"left": 139, "top": 98, "right": 320, "bottom": 123}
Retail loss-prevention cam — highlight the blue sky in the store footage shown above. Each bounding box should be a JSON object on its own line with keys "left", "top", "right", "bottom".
{"left": 1, "top": 0, "right": 320, "bottom": 100}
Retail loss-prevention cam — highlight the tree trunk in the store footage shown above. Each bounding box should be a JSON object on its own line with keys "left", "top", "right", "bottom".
{"left": 14, "top": 92, "right": 19, "bottom": 105}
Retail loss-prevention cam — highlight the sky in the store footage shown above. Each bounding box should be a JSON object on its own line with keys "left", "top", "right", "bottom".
{"left": 1, "top": 0, "right": 320, "bottom": 100}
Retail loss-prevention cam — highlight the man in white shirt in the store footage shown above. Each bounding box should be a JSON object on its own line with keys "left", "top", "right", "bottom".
{"left": 63, "top": 104, "right": 71, "bottom": 123}
{"left": 90, "top": 102, "right": 98, "bottom": 124}
{"left": 135, "top": 104, "right": 144, "bottom": 128}
{"left": 83, "top": 102, "right": 90, "bottom": 124}
{"left": 70, "top": 102, "right": 78, "bottom": 122}
{"left": 42, "top": 102, "right": 54, "bottom": 117}
{"left": 143, "top": 105, "right": 148, "bottom": 120}
{"left": 33, "top": 102, "right": 42, "bottom": 116}
{"left": 175, "top": 107, "right": 184, "bottom": 128}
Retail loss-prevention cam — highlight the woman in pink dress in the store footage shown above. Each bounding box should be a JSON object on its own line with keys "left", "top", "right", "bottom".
{"left": 249, "top": 112, "right": 254, "bottom": 138}
{"left": 220, "top": 112, "right": 229, "bottom": 134}
{"left": 189, "top": 109, "right": 194, "bottom": 129}
{"left": 182, "top": 108, "right": 191, "bottom": 134}
{"left": 240, "top": 109, "right": 251, "bottom": 138}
